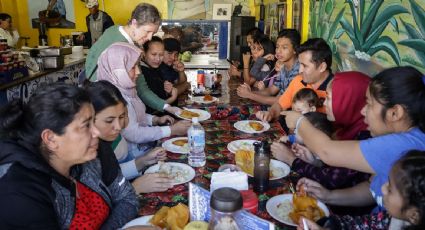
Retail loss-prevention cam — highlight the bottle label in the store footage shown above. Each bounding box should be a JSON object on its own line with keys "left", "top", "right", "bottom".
{"left": 191, "top": 132, "right": 205, "bottom": 147}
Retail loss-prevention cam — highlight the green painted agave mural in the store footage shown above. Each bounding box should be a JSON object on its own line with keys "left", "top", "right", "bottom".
{"left": 309, "top": 0, "right": 425, "bottom": 75}
{"left": 399, "top": 0, "right": 425, "bottom": 69}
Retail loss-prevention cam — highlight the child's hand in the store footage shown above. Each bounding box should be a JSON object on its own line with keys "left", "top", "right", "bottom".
{"left": 242, "top": 52, "right": 251, "bottom": 67}
{"left": 275, "top": 60, "right": 284, "bottom": 72}
{"left": 173, "top": 60, "right": 185, "bottom": 72}
{"left": 292, "top": 143, "right": 315, "bottom": 164}
{"left": 164, "top": 81, "right": 173, "bottom": 94}
{"left": 237, "top": 84, "right": 252, "bottom": 98}
{"left": 263, "top": 54, "right": 275, "bottom": 61}
{"left": 254, "top": 81, "right": 265, "bottom": 90}
{"left": 271, "top": 141, "right": 296, "bottom": 165}
{"left": 297, "top": 218, "right": 325, "bottom": 230}
{"left": 296, "top": 177, "right": 331, "bottom": 203}
{"left": 279, "top": 135, "right": 289, "bottom": 143}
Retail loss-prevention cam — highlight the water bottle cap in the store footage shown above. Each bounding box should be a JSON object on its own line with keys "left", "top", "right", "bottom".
{"left": 191, "top": 117, "right": 199, "bottom": 123}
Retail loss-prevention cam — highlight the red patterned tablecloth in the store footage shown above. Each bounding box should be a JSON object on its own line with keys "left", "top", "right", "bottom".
{"left": 138, "top": 75, "right": 299, "bottom": 229}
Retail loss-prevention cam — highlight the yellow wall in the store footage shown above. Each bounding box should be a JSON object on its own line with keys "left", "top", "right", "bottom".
{"left": 1, "top": 0, "right": 309, "bottom": 47}
{"left": 1, "top": 0, "right": 167, "bottom": 47}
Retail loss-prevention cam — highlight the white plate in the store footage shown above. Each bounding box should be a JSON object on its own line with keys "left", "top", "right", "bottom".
{"left": 144, "top": 162, "right": 195, "bottom": 185}
{"left": 234, "top": 120, "right": 270, "bottom": 133}
{"left": 192, "top": 96, "right": 218, "bottom": 104}
{"left": 266, "top": 194, "right": 330, "bottom": 226}
{"left": 176, "top": 108, "right": 211, "bottom": 121}
{"left": 162, "top": 137, "right": 189, "bottom": 154}
{"left": 227, "top": 139, "right": 257, "bottom": 153}
{"left": 122, "top": 215, "right": 153, "bottom": 228}
{"left": 243, "top": 159, "right": 290, "bottom": 180}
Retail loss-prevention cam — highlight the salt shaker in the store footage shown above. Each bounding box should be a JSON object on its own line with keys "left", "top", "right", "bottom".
{"left": 253, "top": 140, "right": 270, "bottom": 193}
{"left": 209, "top": 187, "right": 242, "bottom": 230}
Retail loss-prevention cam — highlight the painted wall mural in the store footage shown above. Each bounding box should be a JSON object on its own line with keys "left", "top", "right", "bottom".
{"left": 309, "top": 0, "right": 425, "bottom": 76}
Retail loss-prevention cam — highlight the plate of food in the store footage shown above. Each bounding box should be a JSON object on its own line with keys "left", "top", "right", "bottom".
{"left": 162, "top": 137, "right": 189, "bottom": 154}
{"left": 234, "top": 120, "right": 270, "bottom": 133}
{"left": 266, "top": 193, "right": 329, "bottom": 226}
{"left": 192, "top": 95, "right": 218, "bottom": 104}
{"left": 144, "top": 162, "right": 195, "bottom": 185}
{"left": 227, "top": 139, "right": 257, "bottom": 153}
{"left": 122, "top": 215, "right": 154, "bottom": 228}
{"left": 176, "top": 108, "right": 211, "bottom": 121}
{"left": 235, "top": 149, "right": 290, "bottom": 180}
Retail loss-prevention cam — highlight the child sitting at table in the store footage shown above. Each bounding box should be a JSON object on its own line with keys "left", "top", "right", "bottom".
{"left": 141, "top": 36, "right": 179, "bottom": 113}
{"left": 291, "top": 88, "right": 321, "bottom": 114}
{"left": 278, "top": 111, "right": 332, "bottom": 149}
{"left": 300, "top": 150, "right": 425, "bottom": 230}
{"left": 242, "top": 36, "right": 275, "bottom": 87}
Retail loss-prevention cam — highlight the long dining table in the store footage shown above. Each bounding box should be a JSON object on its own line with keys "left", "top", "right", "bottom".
{"left": 137, "top": 72, "right": 299, "bottom": 229}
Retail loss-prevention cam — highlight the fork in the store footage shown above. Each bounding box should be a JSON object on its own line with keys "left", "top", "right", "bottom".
{"left": 288, "top": 182, "right": 296, "bottom": 194}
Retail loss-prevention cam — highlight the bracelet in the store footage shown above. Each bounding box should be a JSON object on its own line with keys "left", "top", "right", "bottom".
{"left": 294, "top": 116, "right": 305, "bottom": 137}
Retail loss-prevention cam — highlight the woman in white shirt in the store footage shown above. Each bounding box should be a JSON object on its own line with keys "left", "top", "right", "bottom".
{"left": 0, "top": 13, "right": 19, "bottom": 47}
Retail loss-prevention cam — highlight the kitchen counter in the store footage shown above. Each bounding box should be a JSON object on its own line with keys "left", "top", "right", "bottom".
{"left": 183, "top": 54, "right": 230, "bottom": 69}
{"left": 0, "top": 54, "right": 86, "bottom": 105}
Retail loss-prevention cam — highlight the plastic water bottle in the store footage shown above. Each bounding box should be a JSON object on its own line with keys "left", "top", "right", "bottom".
{"left": 188, "top": 117, "right": 206, "bottom": 167}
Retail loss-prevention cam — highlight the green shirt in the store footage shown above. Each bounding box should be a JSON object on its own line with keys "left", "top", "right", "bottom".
{"left": 85, "top": 25, "right": 166, "bottom": 111}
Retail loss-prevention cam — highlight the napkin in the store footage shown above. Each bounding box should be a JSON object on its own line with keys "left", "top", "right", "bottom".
{"left": 210, "top": 172, "right": 248, "bottom": 192}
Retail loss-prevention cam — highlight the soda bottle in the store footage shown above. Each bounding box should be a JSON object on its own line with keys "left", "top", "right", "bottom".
{"left": 188, "top": 117, "right": 206, "bottom": 167}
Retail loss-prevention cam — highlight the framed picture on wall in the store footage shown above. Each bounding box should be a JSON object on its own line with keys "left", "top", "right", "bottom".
{"left": 212, "top": 4, "right": 232, "bottom": 20}
{"left": 292, "top": 0, "right": 303, "bottom": 34}
{"left": 28, "top": 0, "right": 76, "bottom": 28}
{"left": 277, "top": 3, "right": 286, "bottom": 31}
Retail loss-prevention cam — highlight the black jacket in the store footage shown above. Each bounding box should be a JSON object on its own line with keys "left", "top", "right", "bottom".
{"left": 0, "top": 139, "right": 139, "bottom": 229}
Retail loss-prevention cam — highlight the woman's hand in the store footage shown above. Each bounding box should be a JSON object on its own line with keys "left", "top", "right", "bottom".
{"left": 281, "top": 111, "right": 303, "bottom": 129}
{"left": 296, "top": 177, "right": 332, "bottom": 203}
{"left": 237, "top": 84, "right": 252, "bottom": 98}
{"left": 271, "top": 140, "right": 296, "bottom": 166}
{"left": 297, "top": 218, "right": 325, "bottom": 230}
{"left": 292, "top": 143, "right": 316, "bottom": 164}
{"left": 132, "top": 173, "right": 173, "bottom": 193}
{"left": 154, "top": 115, "right": 175, "bottom": 126}
{"left": 140, "top": 147, "right": 167, "bottom": 166}
{"left": 164, "top": 106, "right": 181, "bottom": 115}
{"left": 170, "top": 120, "right": 191, "bottom": 136}
{"left": 164, "top": 81, "right": 174, "bottom": 94}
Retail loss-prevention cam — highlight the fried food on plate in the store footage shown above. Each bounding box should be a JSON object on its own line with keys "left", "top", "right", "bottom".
{"left": 172, "top": 139, "right": 188, "bottom": 147}
{"left": 288, "top": 192, "right": 325, "bottom": 223}
{"left": 150, "top": 203, "right": 189, "bottom": 230}
{"left": 180, "top": 110, "right": 200, "bottom": 119}
{"left": 203, "top": 94, "right": 213, "bottom": 101}
{"left": 249, "top": 121, "right": 264, "bottom": 131}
